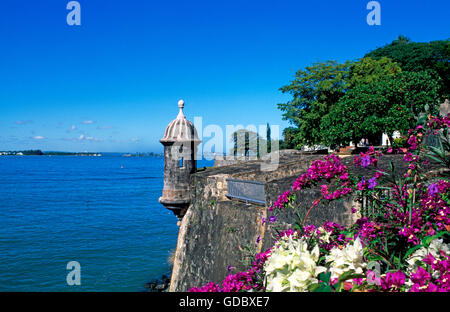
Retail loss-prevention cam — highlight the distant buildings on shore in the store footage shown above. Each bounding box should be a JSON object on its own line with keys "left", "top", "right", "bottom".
{"left": 0, "top": 151, "right": 24, "bottom": 156}
{"left": 122, "top": 152, "right": 163, "bottom": 157}
{"left": 0, "top": 150, "right": 163, "bottom": 157}
{"left": 0, "top": 150, "right": 102, "bottom": 156}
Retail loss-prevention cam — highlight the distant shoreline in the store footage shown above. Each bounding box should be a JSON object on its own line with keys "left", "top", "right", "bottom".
{"left": 0, "top": 150, "right": 163, "bottom": 157}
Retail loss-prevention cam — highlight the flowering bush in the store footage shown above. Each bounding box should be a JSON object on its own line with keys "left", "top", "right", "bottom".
{"left": 189, "top": 113, "right": 450, "bottom": 292}
{"left": 264, "top": 234, "right": 326, "bottom": 292}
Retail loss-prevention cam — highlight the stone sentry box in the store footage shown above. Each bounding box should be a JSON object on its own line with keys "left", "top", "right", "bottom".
{"left": 159, "top": 100, "right": 201, "bottom": 220}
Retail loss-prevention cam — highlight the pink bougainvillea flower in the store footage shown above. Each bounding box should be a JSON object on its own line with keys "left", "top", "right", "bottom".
{"left": 403, "top": 152, "right": 413, "bottom": 162}
{"left": 381, "top": 270, "right": 406, "bottom": 290}
{"left": 357, "top": 177, "right": 367, "bottom": 191}
{"left": 410, "top": 266, "right": 431, "bottom": 286}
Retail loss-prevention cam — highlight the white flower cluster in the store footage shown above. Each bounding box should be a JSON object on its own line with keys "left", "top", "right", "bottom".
{"left": 264, "top": 235, "right": 327, "bottom": 292}
{"left": 407, "top": 238, "right": 450, "bottom": 267}
{"left": 406, "top": 238, "right": 450, "bottom": 281}
{"left": 316, "top": 226, "right": 332, "bottom": 244}
{"left": 325, "top": 237, "right": 366, "bottom": 281}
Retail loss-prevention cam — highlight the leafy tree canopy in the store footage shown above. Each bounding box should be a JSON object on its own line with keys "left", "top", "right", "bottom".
{"left": 279, "top": 57, "right": 404, "bottom": 146}
{"left": 277, "top": 60, "right": 353, "bottom": 146}
{"left": 365, "top": 36, "right": 450, "bottom": 98}
{"left": 321, "top": 71, "right": 442, "bottom": 146}
{"left": 348, "top": 56, "right": 402, "bottom": 87}
{"left": 278, "top": 36, "right": 448, "bottom": 149}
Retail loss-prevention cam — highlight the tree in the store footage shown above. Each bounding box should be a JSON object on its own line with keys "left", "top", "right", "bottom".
{"left": 278, "top": 60, "right": 353, "bottom": 146}
{"left": 266, "top": 123, "right": 271, "bottom": 153}
{"left": 278, "top": 57, "right": 401, "bottom": 147}
{"left": 365, "top": 36, "right": 450, "bottom": 98}
{"left": 280, "top": 127, "right": 299, "bottom": 150}
{"left": 348, "top": 57, "right": 402, "bottom": 87}
{"left": 321, "top": 71, "right": 442, "bottom": 146}
{"left": 278, "top": 37, "right": 448, "bottom": 148}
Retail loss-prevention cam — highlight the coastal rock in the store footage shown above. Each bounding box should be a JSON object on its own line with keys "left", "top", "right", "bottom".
{"left": 144, "top": 274, "right": 171, "bottom": 292}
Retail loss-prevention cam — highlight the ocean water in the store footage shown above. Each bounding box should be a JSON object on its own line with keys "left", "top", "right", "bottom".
{"left": 0, "top": 155, "right": 212, "bottom": 291}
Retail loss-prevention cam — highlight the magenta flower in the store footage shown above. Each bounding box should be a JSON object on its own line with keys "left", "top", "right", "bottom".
{"left": 384, "top": 270, "right": 406, "bottom": 289}
{"left": 272, "top": 191, "right": 293, "bottom": 210}
{"left": 403, "top": 152, "right": 413, "bottom": 162}
{"left": 321, "top": 185, "right": 329, "bottom": 196}
{"left": 339, "top": 172, "right": 349, "bottom": 180}
{"left": 410, "top": 266, "right": 431, "bottom": 286}
{"left": 408, "top": 135, "right": 417, "bottom": 145}
{"left": 428, "top": 183, "right": 439, "bottom": 196}
{"left": 368, "top": 177, "right": 377, "bottom": 190}
{"left": 371, "top": 157, "right": 378, "bottom": 166}
{"left": 361, "top": 155, "right": 371, "bottom": 168}
{"left": 357, "top": 177, "right": 367, "bottom": 191}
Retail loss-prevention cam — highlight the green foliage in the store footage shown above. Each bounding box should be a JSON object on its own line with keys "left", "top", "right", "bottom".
{"left": 278, "top": 60, "right": 353, "bottom": 146}
{"left": 348, "top": 56, "right": 402, "bottom": 87}
{"left": 393, "top": 137, "right": 408, "bottom": 149}
{"left": 366, "top": 36, "right": 450, "bottom": 98}
{"left": 425, "top": 126, "right": 450, "bottom": 169}
{"left": 278, "top": 37, "right": 449, "bottom": 148}
{"left": 309, "top": 272, "right": 332, "bottom": 292}
{"left": 280, "top": 127, "right": 299, "bottom": 149}
{"left": 320, "top": 71, "right": 442, "bottom": 146}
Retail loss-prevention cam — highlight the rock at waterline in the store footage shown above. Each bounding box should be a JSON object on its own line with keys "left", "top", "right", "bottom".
{"left": 144, "top": 275, "right": 171, "bottom": 292}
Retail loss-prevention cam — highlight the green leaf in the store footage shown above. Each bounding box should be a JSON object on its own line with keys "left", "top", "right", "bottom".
{"left": 403, "top": 244, "right": 424, "bottom": 260}
{"left": 314, "top": 284, "right": 333, "bottom": 292}
{"left": 318, "top": 272, "right": 331, "bottom": 285}
{"left": 423, "top": 231, "right": 449, "bottom": 247}
{"left": 308, "top": 283, "right": 321, "bottom": 292}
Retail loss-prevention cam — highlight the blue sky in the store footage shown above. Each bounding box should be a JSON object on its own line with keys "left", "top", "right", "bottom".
{"left": 0, "top": 0, "right": 448, "bottom": 153}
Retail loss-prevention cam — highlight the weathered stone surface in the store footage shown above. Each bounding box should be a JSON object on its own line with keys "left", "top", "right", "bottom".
{"left": 170, "top": 199, "right": 265, "bottom": 291}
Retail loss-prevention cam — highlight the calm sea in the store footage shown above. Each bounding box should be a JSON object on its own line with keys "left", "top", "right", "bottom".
{"left": 0, "top": 155, "right": 212, "bottom": 291}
